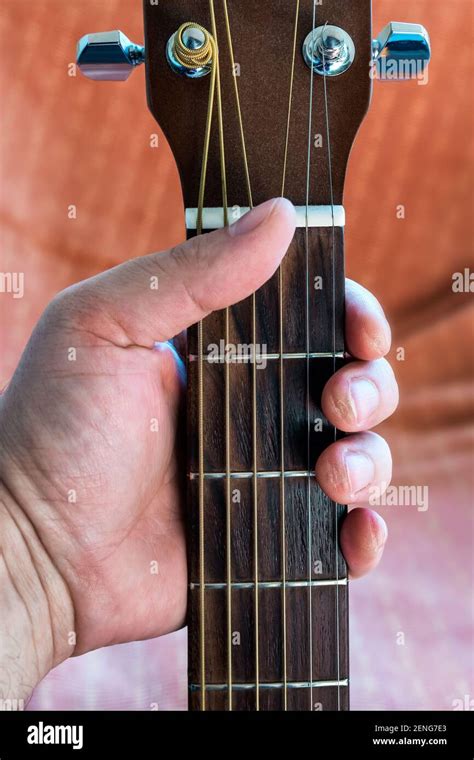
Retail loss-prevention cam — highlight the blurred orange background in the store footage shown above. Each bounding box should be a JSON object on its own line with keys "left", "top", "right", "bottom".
{"left": 0, "top": 0, "right": 473, "bottom": 710}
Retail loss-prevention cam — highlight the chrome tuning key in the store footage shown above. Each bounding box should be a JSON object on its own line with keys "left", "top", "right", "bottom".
{"left": 372, "top": 22, "right": 431, "bottom": 80}
{"left": 302, "top": 20, "right": 431, "bottom": 82}
{"left": 76, "top": 31, "right": 145, "bottom": 82}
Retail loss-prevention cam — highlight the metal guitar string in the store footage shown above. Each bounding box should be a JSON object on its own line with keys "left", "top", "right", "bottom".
{"left": 173, "top": 21, "right": 213, "bottom": 67}
{"left": 321, "top": 25, "right": 342, "bottom": 712}
{"left": 279, "top": 0, "right": 298, "bottom": 712}
{"left": 174, "top": 10, "right": 228, "bottom": 711}
{"left": 304, "top": 0, "right": 318, "bottom": 712}
{"left": 172, "top": 21, "right": 227, "bottom": 233}
{"left": 222, "top": 0, "right": 253, "bottom": 208}
{"left": 279, "top": 0, "right": 301, "bottom": 712}
{"left": 206, "top": 0, "right": 234, "bottom": 712}
{"left": 281, "top": 0, "right": 300, "bottom": 198}
{"left": 220, "top": 0, "right": 258, "bottom": 710}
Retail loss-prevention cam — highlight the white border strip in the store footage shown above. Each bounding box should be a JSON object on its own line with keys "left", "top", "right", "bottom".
{"left": 186, "top": 205, "right": 345, "bottom": 230}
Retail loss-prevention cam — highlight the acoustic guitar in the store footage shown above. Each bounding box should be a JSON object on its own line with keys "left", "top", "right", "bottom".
{"left": 76, "top": 1, "right": 430, "bottom": 712}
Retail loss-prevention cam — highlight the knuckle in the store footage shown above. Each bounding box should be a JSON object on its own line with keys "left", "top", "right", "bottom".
{"left": 42, "top": 285, "right": 86, "bottom": 330}
{"left": 168, "top": 240, "right": 210, "bottom": 315}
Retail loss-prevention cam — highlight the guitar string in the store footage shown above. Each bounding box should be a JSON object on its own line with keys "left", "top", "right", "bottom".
{"left": 321, "top": 25, "right": 342, "bottom": 712}
{"left": 304, "top": 0, "right": 318, "bottom": 712}
{"left": 222, "top": 0, "right": 253, "bottom": 208}
{"left": 281, "top": 0, "right": 300, "bottom": 198}
{"left": 280, "top": 0, "right": 301, "bottom": 713}
{"left": 221, "top": 0, "right": 258, "bottom": 710}
{"left": 207, "top": 0, "right": 233, "bottom": 712}
{"left": 279, "top": 237, "right": 288, "bottom": 712}
{"left": 173, "top": 13, "right": 228, "bottom": 711}
{"left": 194, "top": 18, "right": 217, "bottom": 712}
{"left": 251, "top": 255, "right": 259, "bottom": 710}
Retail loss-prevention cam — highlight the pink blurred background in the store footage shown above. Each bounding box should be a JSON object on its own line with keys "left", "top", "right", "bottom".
{"left": 0, "top": 0, "right": 472, "bottom": 710}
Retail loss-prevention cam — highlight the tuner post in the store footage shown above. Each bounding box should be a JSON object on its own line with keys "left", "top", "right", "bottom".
{"left": 166, "top": 23, "right": 213, "bottom": 79}
{"left": 76, "top": 30, "right": 145, "bottom": 82}
{"left": 302, "top": 25, "right": 356, "bottom": 77}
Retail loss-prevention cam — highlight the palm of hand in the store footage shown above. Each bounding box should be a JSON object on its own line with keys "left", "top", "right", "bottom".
{"left": 3, "top": 311, "right": 187, "bottom": 654}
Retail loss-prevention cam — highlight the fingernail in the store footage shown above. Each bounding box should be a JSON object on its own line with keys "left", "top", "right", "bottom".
{"left": 229, "top": 198, "right": 280, "bottom": 237}
{"left": 367, "top": 319, "right": 391, "bottom": 357}
{"left": 370, "top": 512, "right": 388, "bottom": 553}
{"left": 349, "top": 378, "right": 379, "bottom": 424}
{"left": 344, "top": 452, "right": 375, "bottom": 498}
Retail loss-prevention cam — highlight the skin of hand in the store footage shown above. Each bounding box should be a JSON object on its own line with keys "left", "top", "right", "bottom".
{"left": 0, "top": 198, "right": 398, "bottom": 702}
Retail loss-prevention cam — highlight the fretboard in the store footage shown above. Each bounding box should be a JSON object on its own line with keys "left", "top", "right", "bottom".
{"left": 186, "top": 219, "right": 348, "bottom": 711}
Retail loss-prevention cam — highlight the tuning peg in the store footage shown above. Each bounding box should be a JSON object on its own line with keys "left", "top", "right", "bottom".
{"left": 76, "top": 30, "right": 145, "bottom": 82}
{"left": 372, "top": 22, "right": 431, "bottom": 80}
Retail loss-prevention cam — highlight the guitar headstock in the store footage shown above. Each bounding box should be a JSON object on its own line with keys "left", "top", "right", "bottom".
{"left": 77, "top": 1, "right": 430, "bottom": 210}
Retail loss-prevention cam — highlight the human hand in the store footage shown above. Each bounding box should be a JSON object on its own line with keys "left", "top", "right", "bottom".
{"left": 0, "top": 199, "right": 398, "bottom": 700}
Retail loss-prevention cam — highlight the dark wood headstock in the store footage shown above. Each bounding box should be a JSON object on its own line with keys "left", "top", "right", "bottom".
{"left": 143, "top": 1, "right": 372, "bottom": 208}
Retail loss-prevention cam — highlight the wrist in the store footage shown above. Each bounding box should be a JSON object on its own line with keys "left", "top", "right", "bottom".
{"left": 0, "top": 479, "right": 75, "bottom": 705}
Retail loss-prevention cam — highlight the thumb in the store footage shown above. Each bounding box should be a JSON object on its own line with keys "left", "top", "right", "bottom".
{"left": 68, "top": 198, "right": 296, "bottom": 347}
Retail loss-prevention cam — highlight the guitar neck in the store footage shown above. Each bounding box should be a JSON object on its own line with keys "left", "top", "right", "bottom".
{"left": 75, "top": 0, "right": 430, "bottom": 716}
{"left": 186, "top": 217, "right": 349, "bottom": 710}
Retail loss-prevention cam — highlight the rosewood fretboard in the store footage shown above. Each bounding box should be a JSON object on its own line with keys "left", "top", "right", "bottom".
{"left": 186, "top": 225, "right": 348, "bottom": 710}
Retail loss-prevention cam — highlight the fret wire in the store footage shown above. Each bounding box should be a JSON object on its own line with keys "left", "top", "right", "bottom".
{"left": 189, "top": 470, "right": 317, "bottom": 480}
{"left": 306, "top": 0, "right": 318, "bottom": 712}
{"left": 188, "top": 351, "right": 345, "bottom": 362}
{"left": 190, "top": 679, "right": 349, "bottom": 692}
{"left": 190, "top": 579, "right": 348, "bottom": 590}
